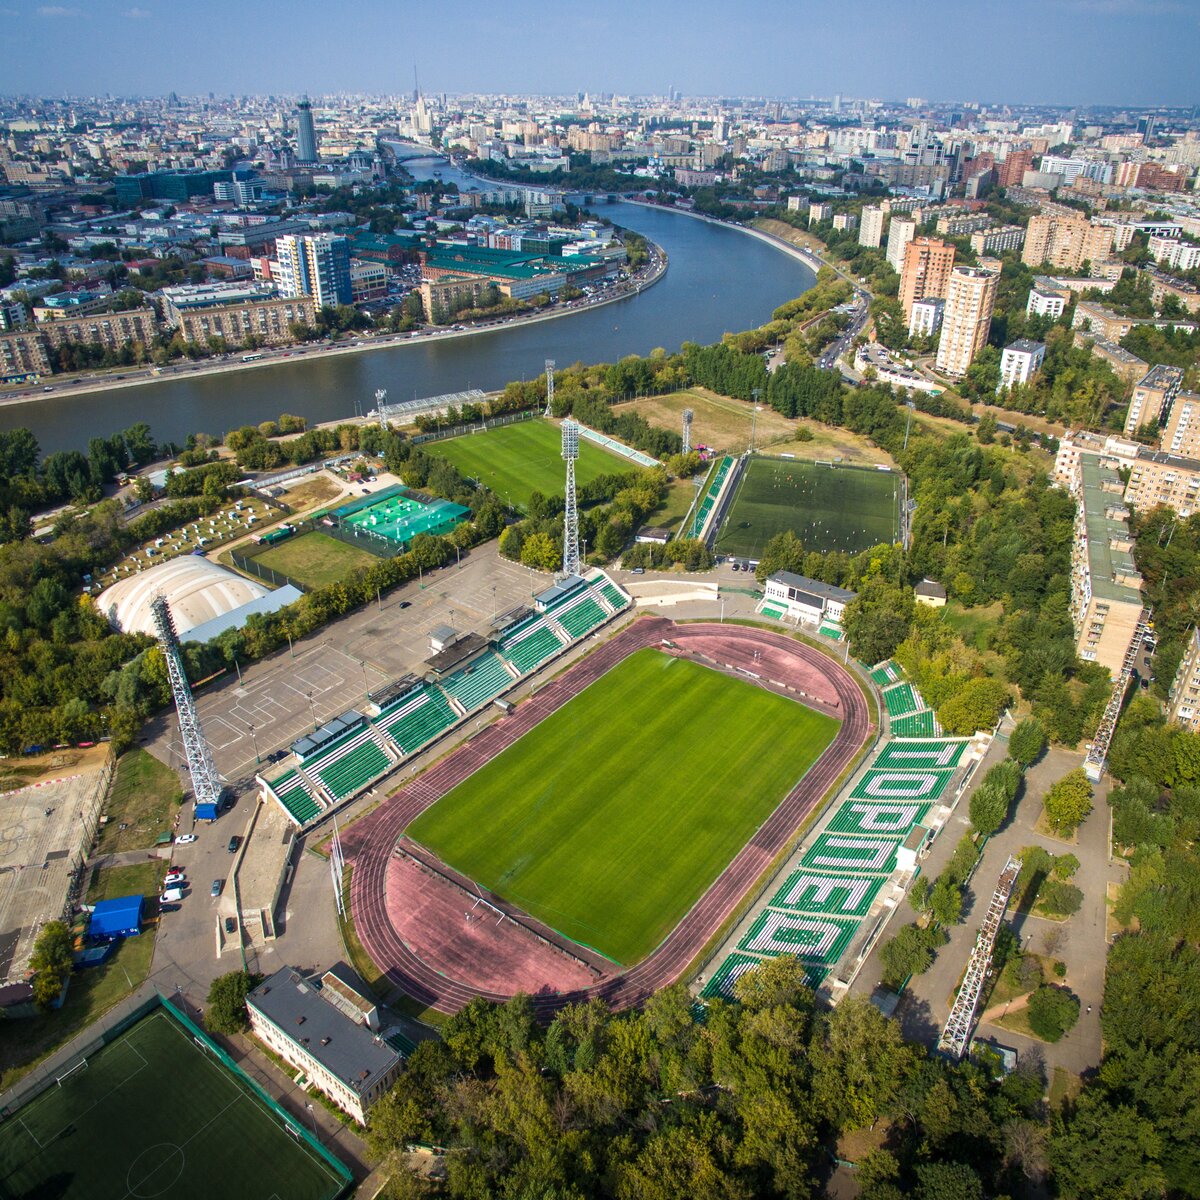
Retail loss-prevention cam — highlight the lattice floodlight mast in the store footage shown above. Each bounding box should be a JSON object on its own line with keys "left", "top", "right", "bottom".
{"left": 329, "top": 811, "right": 346, "bottom": 917}
{"left": 682, "top": 408, "right": 694, "bottom": 456}
{"left": 938, "top": 855, "right": 1021, "bottom": 1060}
{"left": 543, "top": 359, "right": 555, "bottom": 418}
{"left": 149, "top": 594, "right": 222, "bottom": 812}
{"left": 561, "top": 418, "right": 581, "bottom": 578}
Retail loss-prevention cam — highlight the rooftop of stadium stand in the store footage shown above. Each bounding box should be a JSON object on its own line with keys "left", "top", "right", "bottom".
{"left": 535, "top": 575, "right": 586, "bottom": 609}
{"left": 292, "top": 709, "right": 365, "bottom": 759}
{"left": 95, "top": 556, "right": 273, "bottom": 639}
{"left": 425, "top": 631, "right": 490, "bottom": 676}
{"left": 1079, "top": 455, "right": 1142, "bottom": 604}
{"left": 768, "top": 571, "right": 857, "bottom": 601}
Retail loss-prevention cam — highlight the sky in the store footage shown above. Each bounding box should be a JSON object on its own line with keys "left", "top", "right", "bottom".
{"left": 4, "top": 0, "right": 1199, "bottom": 108}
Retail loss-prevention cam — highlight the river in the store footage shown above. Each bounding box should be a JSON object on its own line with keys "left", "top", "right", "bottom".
{"left": 0, "top": 166, "right": 815, "bottom": 453}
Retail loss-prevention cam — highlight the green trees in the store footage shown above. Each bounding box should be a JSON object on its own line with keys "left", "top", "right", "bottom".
{"left": 1043, "top": 768, "right": 1093, "bottom": 836}
{"left": 30, "top": 921, "right": 72, "bottom": 1009}
{"left": 968, "top": 758, "right": 1023, "bottom": 837}
{"left": 878, "top": 924, "right": 945, "bottom": 988}
{"left": 205, "top": 971, "right": 259, "bottom": 1034}
{"left": 1009, "top": 716, "right": 1047, "bottom": 767}
{"left": 1027, "top": 984, "right": 1080, "bottom": 1042}
{"left": 936, "top": 677, "right": 1010, "bottom": 737}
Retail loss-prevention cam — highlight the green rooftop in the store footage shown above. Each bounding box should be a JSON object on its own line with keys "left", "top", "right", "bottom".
{"left": 1079, "top": 454, "right": 1142, "bottom": 604}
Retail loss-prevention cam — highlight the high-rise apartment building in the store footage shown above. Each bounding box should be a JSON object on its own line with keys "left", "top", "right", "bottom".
{"left": 885, "top": 216, "right": 917, "bottom": 272}
{"left": 296, "top": 97, "right": 319, "bottom": 163}
{"left": 1022, "top": 213, "right": 1115, "bottom": 272}
{"left": 997, "top": 148, "right": 1033, "bottom": 187}
{"left": 1124, "top": 364, "right": 1185, "bottom": 437}
{"left": 1161, "top": 391, "right": 1200, "bottom": 459}
{"left": 1167, "top": 627, "right": 1200, "bottom": 734}
{"left": 859, "top": 205, "right": 885, "bottom": 248}
{"left": 899, "top": 237, "right": 956, "bottom": 319}
{"left": 275, "top": 234, "right": 352, "bottom": 308}
{"left": 935, "top": 266, "right": 998, "bottom": 376}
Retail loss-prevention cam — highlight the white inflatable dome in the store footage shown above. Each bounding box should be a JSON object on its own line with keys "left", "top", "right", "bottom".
{"left": 95, "top": 556, "right": 271, "bottom": 638}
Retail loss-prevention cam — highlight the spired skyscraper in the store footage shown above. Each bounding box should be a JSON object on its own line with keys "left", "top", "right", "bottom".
{"left": 295, "top": 96, "right": 318, "bottom": 163}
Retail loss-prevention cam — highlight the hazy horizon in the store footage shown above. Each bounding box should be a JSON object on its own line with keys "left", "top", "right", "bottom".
{"left": 4, "top": 0, "right": 1199, "bottom": 109}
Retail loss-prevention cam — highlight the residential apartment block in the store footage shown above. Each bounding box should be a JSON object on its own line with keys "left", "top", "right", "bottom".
{"left": 1161, "top": 391, "right": 1200, "bottom": 459}
{"left": 1124, "top": 364, "right": 1185, "bottom": 437}
{"left": 1026, "top": 286, "right": 1067, "bottom": 319}
{"left": 969, "top": 224, "right": 1025, "bottom": 256}
{"left": 885, "top": 216, "right": 917, "bottom": 272}
{"left": 999, "top": 339, "right": 1046, "bottom": 389}
{"left": 859, "top": 205, "right": 885, "bottom": 248}
{"left": 935, "top": 265, "right": 998, "bottom": 376}
{"left": 1066, "top": 453, "right": 1145, "bottom": 676}
{"left": 1022, "top": 213, "right": 1115, "bottom": 272}
{"left": 909, "top": 297, "right": 945, "bottom": 338}
{"left": 899, "top": 237, "right": 955, "bottom": 319}
{"left": 1167, "top": 627, "right": 1200, "bottom": 734}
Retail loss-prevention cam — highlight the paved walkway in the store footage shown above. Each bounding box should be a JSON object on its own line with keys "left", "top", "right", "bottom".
{"left": 850, "top": 739, "right": 1120, "bottom": 1076}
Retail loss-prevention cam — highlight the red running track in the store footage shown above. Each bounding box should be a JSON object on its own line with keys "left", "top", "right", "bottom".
{"left": 343, "top": 617, "right": 872, "bottom": 1015}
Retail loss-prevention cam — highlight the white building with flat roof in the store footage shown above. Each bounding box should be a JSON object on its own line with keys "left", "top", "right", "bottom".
{"left": 999, "top": 339, "right": 1046, "bottom": 390}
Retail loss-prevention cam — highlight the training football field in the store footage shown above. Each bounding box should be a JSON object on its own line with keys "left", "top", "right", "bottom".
{"left": 254, "top": 530, "right": 376, "bottom": 589}
{"left": 715, "top": 456, "right": 900, "bottom": 559}
{"left": 407, "top": 648, "right": 838, "bottom": 964}
{"left": 0, "top": 1006, "right": 348, "bottom": 1200}
{"left": 423, "top": 419, "right": 630, "bottom": 510}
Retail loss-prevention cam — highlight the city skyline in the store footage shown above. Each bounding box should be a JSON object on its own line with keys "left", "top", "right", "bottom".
{"left": 4, "top": 0, "right": 1199, "bottom": 107}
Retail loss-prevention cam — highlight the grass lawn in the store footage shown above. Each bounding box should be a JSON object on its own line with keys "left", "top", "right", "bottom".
{"left": 423, "top": 419, "right": 630, "bottom": 510}
{"left": 618, "top": 387, "right": 799, "bottom": 456}
{"left": 97, "top": 750, "right": 183, "bottom": 855}
{"left": 716, "top": 456, "right": 901, "bottom": 560}
{"left": 86, "top": 860, "right": 166, "bottom": 905}
{"left": 407, "top": 648, "right": 839, "bottom": 964}
{"left": 941, "top": 601, "right": 1003, "bottom": 652}
{"left": 643, "top": 477, "right": 703, "bottom": 533}
{"left": 0, "top": 1009, "right": 347, "bottom": 1200}
{"left": 254, "top": 530, "right": 377, "bottom": 590}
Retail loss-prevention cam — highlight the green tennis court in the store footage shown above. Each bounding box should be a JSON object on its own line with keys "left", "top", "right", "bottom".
{"left": 0, "top": 1006, "right": 349, "bottom": 1200}
{"left": 716, "top": 456, "right": 901, "bottom": 559}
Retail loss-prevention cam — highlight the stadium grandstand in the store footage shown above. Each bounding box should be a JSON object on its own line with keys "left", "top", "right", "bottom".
{"left": 700, "top": 670, "right": 970, "bottom": 1004}
{"left": 258, "top": 571, "right": 632, "bottom": 826}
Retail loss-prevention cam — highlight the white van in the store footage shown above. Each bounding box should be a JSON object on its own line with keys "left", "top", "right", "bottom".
{"left": 160, "top": 887, "right": 183, "bottom": 904}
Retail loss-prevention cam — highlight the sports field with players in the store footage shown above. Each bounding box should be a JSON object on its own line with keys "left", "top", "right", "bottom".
{"left": 0, "top": 1006, "right": 349, "bottom": 1200}
{"left": 423, "top": 419, "right": 630, "bottom": 510}
{"left": 406, "top": 648, "right": 838, "bottom": 964}
{"left": 715, "top": 455, "right": 901, "bottom": 559}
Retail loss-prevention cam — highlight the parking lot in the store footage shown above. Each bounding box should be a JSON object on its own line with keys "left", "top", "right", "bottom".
{"left": 144, "top": 546, "right": 540, "bottom": 790}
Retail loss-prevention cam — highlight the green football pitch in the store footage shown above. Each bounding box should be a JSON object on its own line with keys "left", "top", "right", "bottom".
{"left": 423, "top": 419, "right": 631, "bottom": 510}
{"left": 407, "top": 648, "right": 839, "bottom": 964}
{"left": 715, "top": 456, "right": 901, "bottom": 559}
{"left": 0, "top": 1007, "right": 348, "bottom": 1200}
{"left": 254, "top": 530, "right": 376, "bottom": 589}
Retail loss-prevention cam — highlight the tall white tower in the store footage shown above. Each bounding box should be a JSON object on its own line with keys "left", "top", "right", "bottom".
{"left": 561, "top": 419, "right": 581, "bottom": 577}
{"left": 682, "top": 408, "right": 694, "bottom": 456}
{"left": 150, "top": 595, "right": 222, "bottom": 815}
{"left": 543, "top": 359, "right": 555, "bottom": 418}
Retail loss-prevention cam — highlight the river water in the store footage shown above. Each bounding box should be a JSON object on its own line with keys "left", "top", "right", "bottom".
{"left": 1, "top": 169, "right": 815, "bottom": 453}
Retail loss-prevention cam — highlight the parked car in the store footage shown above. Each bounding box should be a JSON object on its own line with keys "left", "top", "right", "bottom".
{"left": 174, "top": 834, "right": 196, "bottom": 845}
{"left": 163, "top": 871, "right": 185, "bottom": 887}
{"left": 224, "top": 917, "right": 237, "bottom": 934}
{"left": 227, "top": 836, "right": 240, "bottom": 854}
{"left": 210, "top": 879, "right": 223, "bottom": 898}
{"left": 160, "top": 887, "right": 183, "bottom": 904}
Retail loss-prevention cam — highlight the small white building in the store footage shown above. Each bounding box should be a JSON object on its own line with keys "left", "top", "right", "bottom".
{"left": 909, "top": 297, "right": 945, "bottom": 339}
{"left": 1026, "top": 287, "right": 1066, "bottom": 320}
{"left": 763, "top": 571, "right": 856, "bottom": 627}
{"left": 999, "top": 338, "right": 1046, "bottom": 390}
{"left": 914, "top": 578, "right": 947, "bottom": 608}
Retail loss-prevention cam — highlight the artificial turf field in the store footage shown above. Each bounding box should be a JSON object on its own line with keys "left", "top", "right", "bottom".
{"left": 0, "top": 1008, "right": 348, "bottom": 1200}
{"left": 407, "top": 648, "right": 839, "bottom": 964}
{"left": 254, "top": 530, "right": 376, "bottom": 589}
{"left": 423, "top": 419, "right": 630, "bottom": 510}
{"left": 715, "top": 456, "right": 901, "bottom": 559}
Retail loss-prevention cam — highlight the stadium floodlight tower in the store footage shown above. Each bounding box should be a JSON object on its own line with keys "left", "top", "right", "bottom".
{"left": 682, "top": 408, "right": 694, "bottom": 456}
{"left": 375, "top": 388, "right": 387, "bottom": 430}
{"left": 149, "top": 594, "right": 222, "bottom": 818}
{"left": 561, "top": 418, "right": 581, "bottom": 577}
{"left": 543, "top": 359, "right": 555, "bottom": 418}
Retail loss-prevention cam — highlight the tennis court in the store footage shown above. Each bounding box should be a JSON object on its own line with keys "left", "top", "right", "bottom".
{"left": 0, "top": 1005, "right": 349, "bottom": 1200}
{"left": 715, "top": 456, "right": 901, "bottom": 559}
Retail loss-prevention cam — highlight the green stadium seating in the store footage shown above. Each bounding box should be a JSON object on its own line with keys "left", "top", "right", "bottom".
{"left": 869, "top": 661, "right": 903, "bottom": 687}
{"left": 685, "top": 456, "right": 733, "bottom": 539}
{"left": 271, "top": 770, "right": 322, "bottom": 824}
{"left": 760, "top": 603, "right": 786, "bottom": 619}
{"left": 557, "top": 596, "right": 608, "bottom": 639}
{"left": 598, "top": 582, "right": 628, "bottom": 611}
{"left": 818, "top": 623, "right": 844, "bottom": 641}
{"left": 310, "top": 731, "right": 392, "bottom": 801}
{"left": 502, "top": 625, "right": 563, "bottom": 675}
{"left": 890, "top": 710, "right": 939, "bottom": 737}
{"left": 380, "top": 688, "right": 458, "bottom": 754}
{"left": 883, "top": 682, "right": 920, "bottom": 718}
{"left": 440, "top": 652, "right": 511, "bottom": 711}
